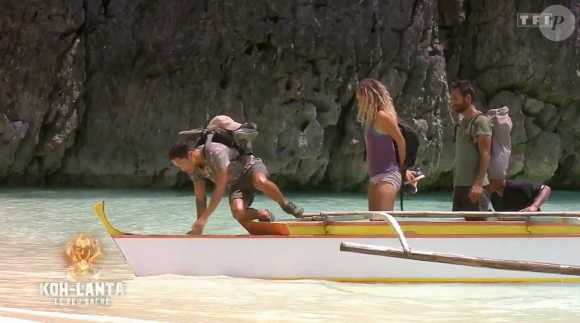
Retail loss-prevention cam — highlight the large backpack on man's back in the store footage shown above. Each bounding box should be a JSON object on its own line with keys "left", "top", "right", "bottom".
{"left": 178, "top": 115, "right": 259, "bottom": 157}
{"left": 469, "top": 107, "right": 512, "bottom": 180}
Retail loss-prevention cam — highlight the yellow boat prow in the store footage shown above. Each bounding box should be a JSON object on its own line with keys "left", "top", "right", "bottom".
{"left": 93, "top": 200, "right": 125, "bottom": 235}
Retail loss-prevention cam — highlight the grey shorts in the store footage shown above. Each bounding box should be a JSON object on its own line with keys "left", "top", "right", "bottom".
{"left": 369, "top": 168, "right": 402, "bottom": 191}
{"left": 229, "top": 158, "right": 269, "bottom": 207}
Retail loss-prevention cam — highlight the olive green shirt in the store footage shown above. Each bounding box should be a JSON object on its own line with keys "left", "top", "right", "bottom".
{"left": 453, "top": 113, "right": 493, "bottom": 187}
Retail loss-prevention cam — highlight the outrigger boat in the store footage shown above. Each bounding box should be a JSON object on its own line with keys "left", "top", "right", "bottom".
{"left": 93, "top": 200, "right": 580, "bottom": 283}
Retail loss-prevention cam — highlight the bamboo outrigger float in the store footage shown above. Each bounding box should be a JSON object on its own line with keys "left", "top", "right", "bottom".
{"left": 93, "top": 200, "right": 580, "bottom": 283}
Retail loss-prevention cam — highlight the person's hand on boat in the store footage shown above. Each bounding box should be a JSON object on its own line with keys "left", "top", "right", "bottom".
{"left": 469, "top": 182, "right": 482, "bottom": 203}
{"left": 519, "top": 205, "right": 538, "bottom": 212}
{"left": 405, "top": 170, "right": 415, "bottom": 183}
{"left": 189, "top": 217, "right": 207, "bottom": 235}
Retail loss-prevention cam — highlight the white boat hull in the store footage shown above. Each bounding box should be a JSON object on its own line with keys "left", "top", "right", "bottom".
{"left": 93, "top": 200, "right": 580, "bottom": 283}
{"left": 113, "top": 235, "right": 580, "bottom": 282}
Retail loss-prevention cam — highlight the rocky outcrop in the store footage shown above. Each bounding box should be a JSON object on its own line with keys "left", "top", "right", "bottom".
{"left": 0, "top": 0, "right": 578, "bottom": 191}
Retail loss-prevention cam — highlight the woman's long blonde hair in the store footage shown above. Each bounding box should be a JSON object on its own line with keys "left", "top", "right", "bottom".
{"left": 356, "top": 78, "right": 396, "bottom": 130}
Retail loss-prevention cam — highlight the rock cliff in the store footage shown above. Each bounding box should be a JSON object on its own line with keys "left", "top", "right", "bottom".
{"left": 0, "top": 0, "right": 579, "bottom": 191}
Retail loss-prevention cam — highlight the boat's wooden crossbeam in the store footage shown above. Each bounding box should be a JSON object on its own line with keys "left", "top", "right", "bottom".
{"left": 340, "top": 242, "right": 580, "bottom": 276}
{"left": 302, "top": 211, "right": 580, "bottom": 219}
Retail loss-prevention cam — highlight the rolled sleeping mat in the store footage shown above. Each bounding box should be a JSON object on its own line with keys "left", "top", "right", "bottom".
{"left": 178, "top": 129, "right": 204, "bottom": 143}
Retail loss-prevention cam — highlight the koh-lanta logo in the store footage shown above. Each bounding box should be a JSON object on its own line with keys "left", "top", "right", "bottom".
{"left": 65, "top": 233, "right": 102, "bottom": 279}
{"left": 517, "top": 5, "right": 578, "bottom": 41}
{"left": 39, "top": 233, "right": 124, "bottom": 306}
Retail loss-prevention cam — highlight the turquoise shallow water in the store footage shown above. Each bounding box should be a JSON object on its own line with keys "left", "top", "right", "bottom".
{"left": 1, "top": 188, "right": 580, "bottom": 322}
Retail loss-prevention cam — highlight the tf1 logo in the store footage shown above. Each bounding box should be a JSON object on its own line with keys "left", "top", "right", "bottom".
{"left": 517, "top": 5, "right": 578, "bottom": 42}
{"left": 517, "top": 13, "right": 563, "bottom": 30}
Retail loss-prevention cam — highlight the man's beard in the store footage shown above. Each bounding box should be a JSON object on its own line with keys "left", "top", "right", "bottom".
{"left": 453, "top": 103, "right": 468, "bottom": 113}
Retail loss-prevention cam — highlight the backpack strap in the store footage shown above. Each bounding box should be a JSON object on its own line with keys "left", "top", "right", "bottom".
{"left": 201, "top": 131, "right": 213, "bottom": 160}
{"left": 400, "top": 190, "right": 404, "bottom": 211}
{"left": 453, "top": 112, "right": 486, "bottom": 144}
{"left": 399, "top": 169, "right": 405, "bottom": 211}
{"left": 470, "top": 112, "right": 486, "bottom": 144}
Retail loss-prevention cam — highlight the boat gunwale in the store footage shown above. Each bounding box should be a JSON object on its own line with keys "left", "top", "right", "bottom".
{"left": 93, "top": 200, "right": 580, "bottom": 239}
{"left": 110, "top": 233, "right": 580, "bottom": 238}
{"left": 287, "top": 220, "right": 577, "bottom": 227}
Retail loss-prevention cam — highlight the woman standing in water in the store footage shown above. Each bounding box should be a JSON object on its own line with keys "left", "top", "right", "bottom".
{"left": 356, "top": 78, "right": 414, "bottom": 211}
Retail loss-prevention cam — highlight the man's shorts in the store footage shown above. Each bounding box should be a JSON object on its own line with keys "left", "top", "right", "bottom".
{"left": 452, "top": 185, "right": 491, "bottom": 221}
{"left": 229, "top": 158, "right": 269, "bottom": 207}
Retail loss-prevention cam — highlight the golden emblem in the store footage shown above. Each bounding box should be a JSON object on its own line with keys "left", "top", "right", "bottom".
{"left": 64, "top": 233, "right": 102, "bottom": 280}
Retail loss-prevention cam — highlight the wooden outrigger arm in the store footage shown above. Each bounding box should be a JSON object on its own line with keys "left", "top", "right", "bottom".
{"left": 339, "top": 212, "right": 580, "bottom": 276}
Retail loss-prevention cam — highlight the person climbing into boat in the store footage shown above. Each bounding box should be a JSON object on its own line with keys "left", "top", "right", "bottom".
{"left": 450, "top": 79, "right": 493, "bottom": 220}
{"left": 490, "top": 179, "right": 552, "bottom": 212}
{"left": 356, "top": 78, "right": 420, "bottom": 211}
{"left": 169, "top": 117, "right": 304, "bottom": 235}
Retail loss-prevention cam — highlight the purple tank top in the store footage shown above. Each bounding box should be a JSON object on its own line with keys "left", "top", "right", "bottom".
{"left": 365, "top": 124, "right": 399, "bottom": 176}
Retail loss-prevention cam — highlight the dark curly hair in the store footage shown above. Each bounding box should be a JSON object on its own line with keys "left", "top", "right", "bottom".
{"left": 450, "top": 78, "right": 476, "bottom": 103}
{"left": 168, "top": 141, "right": 195, "bottom": 160}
